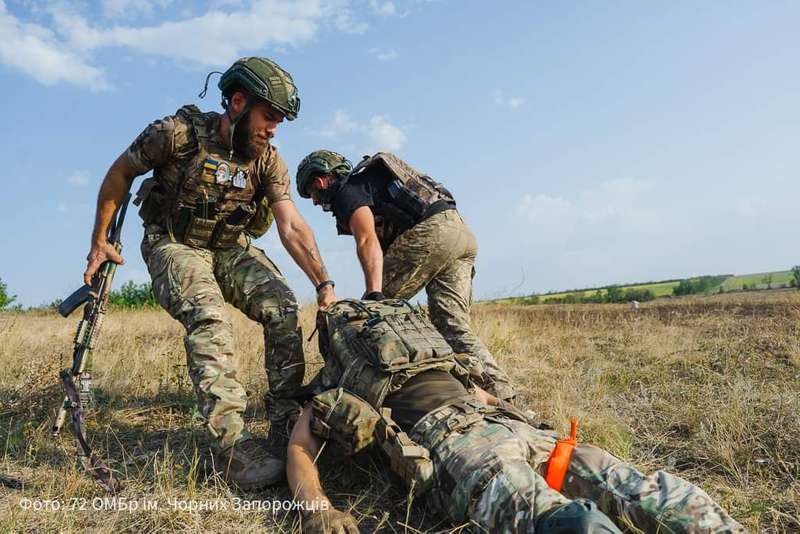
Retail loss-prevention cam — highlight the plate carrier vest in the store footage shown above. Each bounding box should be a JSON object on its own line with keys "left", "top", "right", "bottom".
{"left": 309, "top": 299, "right": 460, "bottom": 493}
{"left": 134, "top": 105, "right": 273, "bottom": 248}
{"left": 342, "top": 153, "right": 455, "bottom": 246}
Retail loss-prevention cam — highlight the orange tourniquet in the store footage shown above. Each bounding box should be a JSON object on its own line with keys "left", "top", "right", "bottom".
{"left": 544, "top": 418, "right": 578, "bottom": 492}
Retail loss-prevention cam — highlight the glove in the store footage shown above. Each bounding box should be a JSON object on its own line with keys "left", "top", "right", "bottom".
{"left": 303, "top": 509, "right": 359, "bottom": 534}
{"left": 362, "top": 291, "right": 386, "bottom": 301}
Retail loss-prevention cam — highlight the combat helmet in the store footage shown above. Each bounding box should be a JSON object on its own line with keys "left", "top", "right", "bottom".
{"left": 296, "top": 150, "right": 353, "bottom": 198}
{"left": 218, "top": 57, "right": 300, "bottom": 120}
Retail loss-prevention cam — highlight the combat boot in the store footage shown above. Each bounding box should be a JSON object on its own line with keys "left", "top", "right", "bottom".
{"left": 215, "top": 437, "right": 285, "bottom": 490}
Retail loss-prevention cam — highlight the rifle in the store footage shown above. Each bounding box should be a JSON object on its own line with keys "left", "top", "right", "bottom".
{"left": 52, "top": 192, "right": 132, "bottom": 493}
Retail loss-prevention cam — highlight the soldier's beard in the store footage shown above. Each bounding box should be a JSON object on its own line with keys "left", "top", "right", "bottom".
{"left": 232, "top": 111, "right": 270, "bottom": 160}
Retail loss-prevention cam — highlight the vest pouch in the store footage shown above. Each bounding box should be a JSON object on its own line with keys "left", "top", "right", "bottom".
{"left": 244, "top": 196, "right": 274, "bottom": 238}
{"left": 179, "top": 213, "right": 217, "bottom": 248}
{"left": 210, "top": 222, "right": 246, "bottom": 249}
{"left": 387, "top": 179, "right": 428, "bottom": 218}
{"left": 310, "top": 388, "right": 380, "bottom": 455}
{"left": 134, "top": 177, "right": 168, "bottom": 225}
{"left": 356, "top": 316, "right": 412, "bottom": 370}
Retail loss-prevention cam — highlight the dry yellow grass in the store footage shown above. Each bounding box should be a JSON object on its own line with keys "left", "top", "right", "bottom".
{"left": 1, "top": 291, "right": 798, "bottom": 532}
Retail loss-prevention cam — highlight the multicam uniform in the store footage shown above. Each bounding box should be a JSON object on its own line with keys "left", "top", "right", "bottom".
{"left": 127, "top": 104, "right": 303, "bottom": 449}
{"left": 307, "top": 300, "right": 745, "bottom": 533}
{"left": 300, "top": 152, "right": 515, "bottom": 400}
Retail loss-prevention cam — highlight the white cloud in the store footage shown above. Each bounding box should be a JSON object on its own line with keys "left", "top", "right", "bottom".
{"left": 315, "top": 110, "right": 408, "bottom": 153}
{"left": 66, "top": 171, "right": 90, "bottom": 187}
{"left": 369, "top": 0, "right": 397, "bottom": 16}
{"left": 494, "top": 88, "right": 525, "bottom": 109}
{"left": 53, "top": 1, "right": 324, "bottom": 66}
{"left": 102, "top": 0, "right": 172, "bottom": 20}
{"left": 369, "top": 47, "right": 398, "bottom": 61}
{"left": 0, "top": 1, "right": 370, "bottom": 89}
{"left": 321, "top": 109, "right": 358, "bottom": 137}
{"left": 367, "top": 115, "right": 407, "bottom": 152}
{"left": 0, "top": 1, "right": 109, "bottom": 90}
{"left": 516, "top": 178, "right": 658, "bottom": 245}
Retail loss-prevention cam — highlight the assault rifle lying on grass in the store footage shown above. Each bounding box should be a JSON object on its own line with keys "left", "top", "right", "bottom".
{"left": 52, "top": 192, "right": 132, "bottom": 493}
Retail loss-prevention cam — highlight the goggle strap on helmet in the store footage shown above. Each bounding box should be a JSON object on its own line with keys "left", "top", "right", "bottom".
{"left": 198, "top": 71, "right": 224, "bottom": 100}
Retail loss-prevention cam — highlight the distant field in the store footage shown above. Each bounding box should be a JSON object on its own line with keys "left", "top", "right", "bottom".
{"left": 496, "top": 270, "right": 794, "bottom": 305}
{"left": 722, "top": 270, "right": 793, "bottom": 291}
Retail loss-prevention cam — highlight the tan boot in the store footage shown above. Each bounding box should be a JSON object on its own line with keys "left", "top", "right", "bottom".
{"left": 215, "top": 438, "right": 285, "bottom": 490}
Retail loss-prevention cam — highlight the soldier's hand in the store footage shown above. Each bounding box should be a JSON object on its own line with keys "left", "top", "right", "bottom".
{"left": 317, "top": 285, "right": 337, "bottom": 310}
{"left": 303, "top": 508, "right": 359, "bottom": 534}
{"left": 84, "top": 241, "right": 125, "bottom": 285}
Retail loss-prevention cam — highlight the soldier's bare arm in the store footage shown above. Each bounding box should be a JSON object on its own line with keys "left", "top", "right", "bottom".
{"left": 271, "top": 199, "right": 337, "bottom": 308}
{"left": 288, "top": 406, "right": 359, "bottom": 533}
{"left": 348, "top": 206, "right": 383, "bottom": 295}
{"left": 84, "top": 153, "right": 140, "bottom": 285}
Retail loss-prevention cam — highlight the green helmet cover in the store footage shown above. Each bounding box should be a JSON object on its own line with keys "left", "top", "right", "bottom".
{"left": 296, "top": 150, "right": 353, "bottom": 198}
{"left": 218, "top": 56, "right": 300, "bottom": 120}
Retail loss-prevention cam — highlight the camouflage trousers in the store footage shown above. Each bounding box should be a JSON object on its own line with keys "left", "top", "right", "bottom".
{"left": 383, "top": 210, "right": 515, "bottom": 400}
{"left": 141, "top": 231, "right": 304, "bottom": 449}
{"left": 410, "top": 403, "right": 745, "bottom": 534}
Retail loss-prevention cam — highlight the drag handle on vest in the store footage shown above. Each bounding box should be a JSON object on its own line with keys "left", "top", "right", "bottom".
{"left": 545, "top": 418, "right": 578, "bottom": 492}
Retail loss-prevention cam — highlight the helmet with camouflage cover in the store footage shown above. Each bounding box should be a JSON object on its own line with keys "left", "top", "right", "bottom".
{"left": 296, "top": 150, "right": 353, "bottom": 198}
{"left": 218, "top": 56, "right": 300, "bottom": 121}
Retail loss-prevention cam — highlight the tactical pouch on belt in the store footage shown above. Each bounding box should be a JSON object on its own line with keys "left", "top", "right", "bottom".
{"left": 310, "top": 388, "right": 380, "bottom": 455}
{"left": 376, "top": 407, "right": 434, "bottom": 494}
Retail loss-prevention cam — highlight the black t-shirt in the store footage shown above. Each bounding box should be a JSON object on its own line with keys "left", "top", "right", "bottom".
{"left": 331, "top": 166, "right": 455, "bottom": 250}
{"left": 383, "top": 370, "right": 471, "bottom": 432}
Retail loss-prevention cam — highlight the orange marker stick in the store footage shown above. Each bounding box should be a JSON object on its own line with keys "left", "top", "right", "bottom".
{"left": 544, "top": 418, "right": 578, "bottom": 492}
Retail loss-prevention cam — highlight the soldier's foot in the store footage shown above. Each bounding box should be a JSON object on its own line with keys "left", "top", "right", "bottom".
{"left": 215, "top": 438, "right": 285, "bottom": 490}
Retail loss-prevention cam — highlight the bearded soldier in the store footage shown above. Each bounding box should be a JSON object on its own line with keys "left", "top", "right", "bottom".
{"left": 287, "top": 300, "right": 746, "bottom": 534}
{"left": 295, "top": 151, "right": 515, "bottom": 401}
{"left": 83, "top": 57, "right": 337, "bottom": 489}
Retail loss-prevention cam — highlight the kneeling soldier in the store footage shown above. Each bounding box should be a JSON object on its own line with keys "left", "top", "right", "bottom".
{"left": 287, "top": 300, "right": 746, "bottom": 534}
{"left": 296, "top": 151, "right": 514, "bottom": 400}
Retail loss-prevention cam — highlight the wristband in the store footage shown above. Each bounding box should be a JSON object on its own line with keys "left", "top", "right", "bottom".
{"left": 316, "top": 280, "right": 335, "bottom": 293}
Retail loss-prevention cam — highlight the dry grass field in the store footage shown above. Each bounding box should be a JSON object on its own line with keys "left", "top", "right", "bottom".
{"left": 1, "top": 290, "right": 798, "bottom": 532}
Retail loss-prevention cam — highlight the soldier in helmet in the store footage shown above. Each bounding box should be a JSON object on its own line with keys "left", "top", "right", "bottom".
{"left": 83, "top": 57, "right": 337, "bottom": 489}
{"left": 286, "top": 300, "right": 746, "bottom": 534}
{"left": 295, "top": 151, "right": 515, "bottom": 401}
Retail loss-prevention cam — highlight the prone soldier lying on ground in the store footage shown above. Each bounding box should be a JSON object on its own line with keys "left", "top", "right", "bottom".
{"left": 286, "top": 300, "right": 746, "bottom": 534}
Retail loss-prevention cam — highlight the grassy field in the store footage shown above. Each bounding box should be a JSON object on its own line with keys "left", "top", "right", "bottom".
{"left": 722, "top": 271, "right": 794, "bottom": 291}
{"left": 495, "top": 270, "right": 795, "bottom": 305}
{"left": 1, "top": 291, "right": 798, "bottom": 532}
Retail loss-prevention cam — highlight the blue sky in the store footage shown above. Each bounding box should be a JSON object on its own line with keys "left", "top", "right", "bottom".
{"left": 1, "top": 0, "right": 798, "bottom": 306}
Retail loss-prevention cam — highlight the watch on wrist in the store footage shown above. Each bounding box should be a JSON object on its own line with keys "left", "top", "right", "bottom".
{"left": 316, "top": 280, "right": 335, "bottom": 293}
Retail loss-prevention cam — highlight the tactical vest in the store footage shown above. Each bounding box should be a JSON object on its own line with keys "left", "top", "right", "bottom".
{"left": 341, "top": 153, "right": 455, "bottom": 247}
{"left": 316, "top": 299, "right": 456, "bottom": 408}
{"left": 309, "top": 299, "right": 459, "bottom": 493}
{"left": 134, "top": 105, "right": 273, "bottom": 248}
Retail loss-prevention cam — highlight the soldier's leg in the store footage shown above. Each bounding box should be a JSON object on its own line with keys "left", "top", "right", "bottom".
{"left": 424, "top": 212, "right": 515, "bottom": 400}
{"left": 382, "top": 212, "right": 451, "bottom": 300}
{"left": 414, "top": 408, "right": 569, "bottom": 533}
{"left": 562, "top": 444, "right": 746, "bottom": 533}
{"left": 214, "top": 241, "right": 304, "bottom": 444}
{"left": 141, "top": 236, "right": 246, "bottom": 450}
